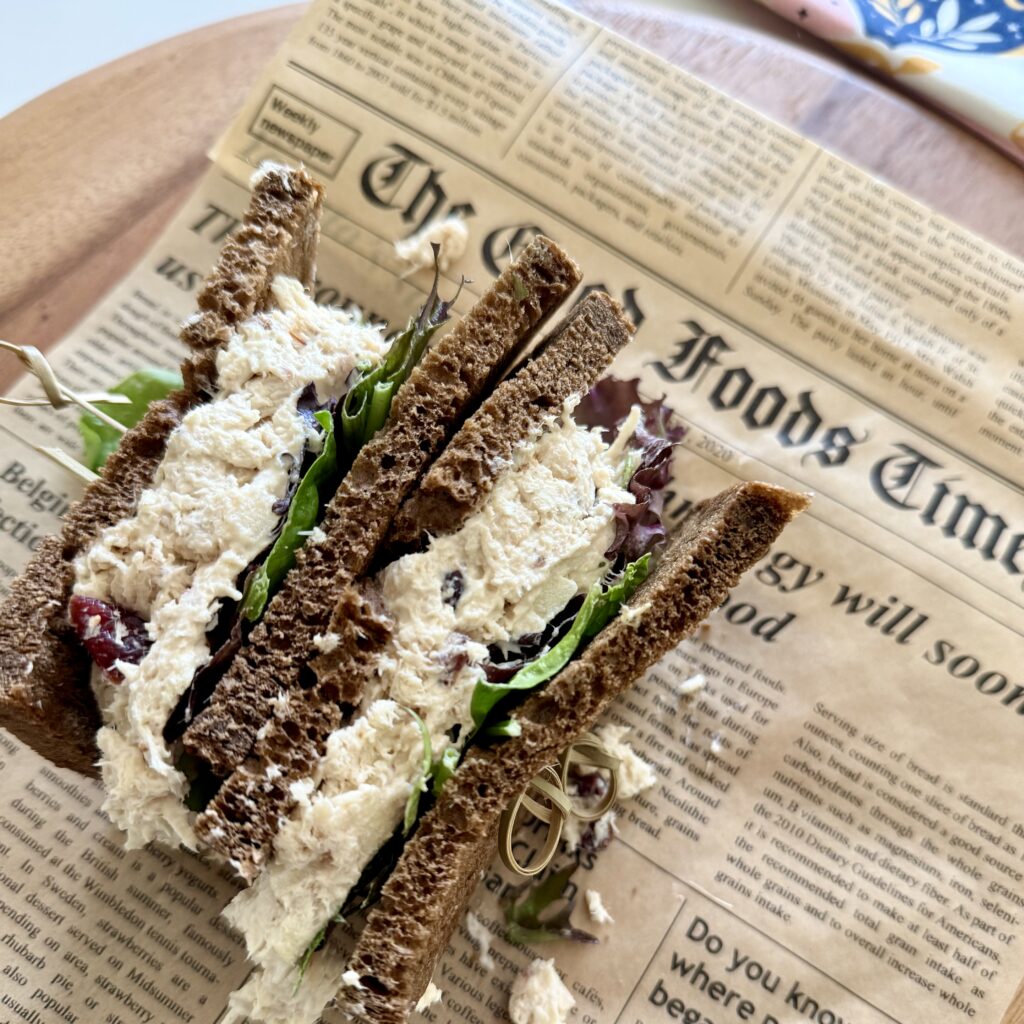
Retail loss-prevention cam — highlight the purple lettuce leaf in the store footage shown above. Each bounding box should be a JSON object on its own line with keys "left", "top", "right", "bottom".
{"left": 483, "top": 594, "right": 585, "bottom": 683}
{"left": 575, "top": 376, "right": 684, "bottom": 446}
{"left": 576, "top": 377, "right": 685, "bottom": 563}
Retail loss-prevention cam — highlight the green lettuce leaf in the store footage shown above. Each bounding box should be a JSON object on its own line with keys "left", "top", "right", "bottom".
{"left": 404, "top": 707, "right": 432, "bottom": 834}
{"left": 341, "top": 251, "right": 454, "bottom": 459}
{"left": 78, "top": 368, "right": 182, "bottom": 470}
{"left": 470, "top": 554, "right": 650, "bottom": 732}
{"left": 503, "top": 863, "right": 597, "bottom": 946}
{"left": 240, "top": 410, "right": 337, "bottom": 622}
{"left": 431, "top": 745, "right": 461, "bottom": 798}
{"left": 480, "top": 718, "right": 522, "bottom": 740}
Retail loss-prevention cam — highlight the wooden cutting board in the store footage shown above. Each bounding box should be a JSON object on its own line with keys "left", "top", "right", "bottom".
{"left": 0, "top": 1, "right": 1020, "bottom": 382}
{"left": 0, "top": 5, "right": 1021, "bottom": 1019}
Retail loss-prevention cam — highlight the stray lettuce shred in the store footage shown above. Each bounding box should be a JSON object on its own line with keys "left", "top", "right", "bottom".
{"left": 79, "top": 368, "right": 183, "bottom": 470}
{"left": 341, "top": 246, "right": 457, "bottom": 459}
{"left": 296, "top": 902, "right": 349, "bottom": 988}
{"left": 404, "top": 707, "right": 432, "bottom": 835}
{"left": 240, "top": 409, "right": 337, "bottom": 622}
{"left": 295, "top": 922, "right": 329, "bottom": 990}
{"left": 503, "top": 863, "right": 597, "bottom": 946}
{"left": 470, "top": 555, "right": 650, "bottom": 733}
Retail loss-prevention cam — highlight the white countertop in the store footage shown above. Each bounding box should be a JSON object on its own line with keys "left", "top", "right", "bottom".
{"left": 0, "top": 0, "right": 790, "bottom": 119}
{"left": 1, "top": 1, "right": 285, "bottom": 118}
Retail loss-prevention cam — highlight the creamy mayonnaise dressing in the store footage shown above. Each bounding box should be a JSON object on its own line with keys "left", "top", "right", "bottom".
{"left": 225, "top": 400, "right": 635, "bottom": 1022}
{"left": 222, "top": 936, "right": 349, "bottom": 1024}
{"left": 75, "top": 276, "right": 389, "bottom": 848}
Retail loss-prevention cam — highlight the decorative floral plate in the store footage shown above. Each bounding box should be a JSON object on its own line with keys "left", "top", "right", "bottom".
{"left": 853, "top": 0, "right": 1024, "bottom": 52}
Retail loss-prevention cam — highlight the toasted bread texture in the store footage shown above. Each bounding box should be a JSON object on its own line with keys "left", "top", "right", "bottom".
{"left": 0, "top": 166, "right": 324, "bottom": 775}
{"left": 189, "top": 242, "right": 591, "bottom": 877}
{"left": 341, "top": 482, "right": 809, "bottom": 1023}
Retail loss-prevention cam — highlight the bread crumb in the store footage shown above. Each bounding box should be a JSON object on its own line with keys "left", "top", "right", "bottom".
{"left": 676, "top": 672, "right": 706, "bottom": 697}
{"left": 510, "top": 958, "right": 575, "bottom": 1024}
{"left": 395, "top": 214, "right": 468, "bottom": 273}
{"left": 415, "top": 981, "right": 443, "bottom": 1012}
{"left": 619, "top": 599, "right": 650, "bottom": 623}
{"left": 585, "top": 889, "right": 614, "bottom": 925}
{"left": 250, "top": 160, "right": 291, "bottom": 186}
{"left": 341, "top": 969, "right": 363, "bottom": 990}
{"left": 592, "top": 724, "right": 656, "bottom": 799}
{"left": 313, "top": 632, "right": 341, "bottom": 654}
{"left": 590, "top": 810, "right": 618, "bottom": 849}
{"left": 465, "top": 911, "right": 495, "bottom": 972}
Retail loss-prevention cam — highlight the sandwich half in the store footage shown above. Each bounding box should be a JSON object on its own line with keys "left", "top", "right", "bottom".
{"left": 194, "top": 290, "right": 637, "bottom": 877}
{"left": 343, "top": 481, "right": 805, "bottom": 1024}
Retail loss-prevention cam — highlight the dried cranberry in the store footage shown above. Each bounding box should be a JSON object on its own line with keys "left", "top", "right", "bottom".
{"left": 441, "top": 569, "right": 464, "bottom": 609}
{"left": 68, "top": 595, "right": 151, "bottom": 682}
{"left": 435, "top": 635, "right": 471, "bottom": 686}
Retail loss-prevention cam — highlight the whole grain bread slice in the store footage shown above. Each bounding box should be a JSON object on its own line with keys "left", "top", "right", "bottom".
{"left": 0, "top": 165, "right": 324, "bottom": 776}
{"left": 383, "top": 290, "right": 634, "bottom": 557}
{"left": 190, "top": 285, "right": 628, "bottom": 879}
{"left": 181, "top": 237, "right": 582, "bottom": 787}
{"left": 340, "top": 481, "right": 809, "bottom": 1023}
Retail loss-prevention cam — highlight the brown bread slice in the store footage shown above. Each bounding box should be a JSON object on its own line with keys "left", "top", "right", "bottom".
{"left": 0, "top": 166, "right": 324, "bottom": 776}
{"left": 340, "top": 481, "right": 809, "bottom": 1023}
{"left": 383, "top": 290, "right": 634, "bottom": 556}
{"left": 192, "top": 285, "right": 627, "bottom": 878}
{"left": 315, "top": 293, "right": 634, "bottom": 697}
{"left": 181, "top": 236, "right": 581, "bottom": 790}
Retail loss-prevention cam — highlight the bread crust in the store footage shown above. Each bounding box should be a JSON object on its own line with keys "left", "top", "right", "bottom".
{"left": 0, "top": 166, "right": 324, "bottom": 775}
{"left": 341, "top": 482, "right": 809, "bottom": 1023}
{"left": 188, "top": 239, "right": 585, "bottom": 876}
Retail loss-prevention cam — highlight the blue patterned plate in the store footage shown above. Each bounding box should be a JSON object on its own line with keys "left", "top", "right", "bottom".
{"left": 852, "top": 0, "right": 1024, "bottom": 52}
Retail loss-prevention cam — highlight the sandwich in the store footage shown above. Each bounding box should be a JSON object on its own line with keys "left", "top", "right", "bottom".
{"left": 0, "top": 163, "right": 579, "bottom": 820}
{"left": 0, "top": 165, "right": 807, "bottom": 1024}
